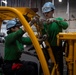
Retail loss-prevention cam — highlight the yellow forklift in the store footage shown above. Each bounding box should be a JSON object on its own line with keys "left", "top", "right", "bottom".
{"left": 0, "top": 6, "right": 59, "bottom": 75}
{"left": 57, "top": 32, "right": 76, "bottom": 75}
{"left": 0, "top": 6, "right": 75, "bottom": 75}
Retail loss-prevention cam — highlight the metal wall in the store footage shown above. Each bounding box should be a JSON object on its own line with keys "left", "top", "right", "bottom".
{"left": 0, "top": 0, "right": 51, "bottom": 7}
{"left": 0, "top": 0, "right": 76, "bottom": 32}
{"left": 1, "top": 0, "right": 75, "bottom": 19}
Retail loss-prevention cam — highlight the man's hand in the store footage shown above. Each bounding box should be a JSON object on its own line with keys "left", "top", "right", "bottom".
{"left": 46, "top": 18, "right": 57, "bottom": 24}
{"left": 29, "top": 16, "right": 39, "bottom": 26}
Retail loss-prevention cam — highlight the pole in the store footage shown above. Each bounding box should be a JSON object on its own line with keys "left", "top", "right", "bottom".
{"left": 67, "top": 0, "right": 69, "bottom": 20}
{"left": 52, "top": 0, "right": 54, "bottom": 5}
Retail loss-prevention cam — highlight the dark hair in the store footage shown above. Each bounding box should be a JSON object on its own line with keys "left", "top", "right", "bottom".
{"left": 7, "top": 26, "right": 19, "bottom": 34}
{"left": 7, "top": 29, "right": 12, "bottom": 34}
{"left": 51, "top": 7, "right": 54, "bottom": 11}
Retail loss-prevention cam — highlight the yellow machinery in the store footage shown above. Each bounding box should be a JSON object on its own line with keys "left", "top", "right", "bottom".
{"left": 0, "top": 7, "right": 68, "bottom": 75}
{"left": 57, "top": 32, "right": 76, "bottom": 75}
{"left": 0, "top": 7, "right": 53, "bottom": 75}
{"left": 32, "top": 17, "right": 59, "bottom": 75}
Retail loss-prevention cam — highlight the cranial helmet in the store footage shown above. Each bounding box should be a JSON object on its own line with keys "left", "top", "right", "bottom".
{"left": 6, "top": 19, "right": 21, "bottom": 30}
{"left": 42, "top": 2, "right": 55, "bottom": 13}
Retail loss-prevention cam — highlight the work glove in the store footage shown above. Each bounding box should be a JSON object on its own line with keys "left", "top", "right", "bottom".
{"left": 21, "top": 26, "right": 26, "bottom": 32}
{"left": 38, "top": 34, "right": 48, "bottom": 44}
{"left": 46, "top": 18, "right": 57, "bottom": 24}
{"left": 29, "top": 16, "right": 39, "bottom": 26}
{"left": 42, "top": 34, "right": 48, "bottom": 40}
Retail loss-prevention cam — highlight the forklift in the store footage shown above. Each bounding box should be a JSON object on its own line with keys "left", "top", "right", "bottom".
{"left": 0, "top": 6, "right": 75, "bottom": 75}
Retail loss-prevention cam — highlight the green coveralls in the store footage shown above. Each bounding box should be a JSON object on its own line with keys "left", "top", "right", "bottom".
{"left": 42, "top": 17, "right": 68, "bottom": 75}
{"left": 4, "top": 28, "right": 32, "bottom": 61}
{"left": 42, "top": 17, "right": 68, "bottom": 46}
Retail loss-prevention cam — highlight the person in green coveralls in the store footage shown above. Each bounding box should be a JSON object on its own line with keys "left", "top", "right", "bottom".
{"left": 2, "top": 19, "right": 38, "bottom": 75}
{"left": 41, "top": 2, "right": 68, "bottom": 75}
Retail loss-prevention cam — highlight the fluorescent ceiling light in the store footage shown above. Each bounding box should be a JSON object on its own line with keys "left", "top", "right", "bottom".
{"left": 58, "top": 0, "right": 62, "bottom": 2}
{"left": 1, "top": 0, "right": 7, "bottom": 4}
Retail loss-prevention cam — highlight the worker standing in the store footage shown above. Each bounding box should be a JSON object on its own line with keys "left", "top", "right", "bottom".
{"left": 2, "top": 19, "right": 38, "bottom": 75}
{"left": 41, "top": 2, "right": 68, "bottom": 75}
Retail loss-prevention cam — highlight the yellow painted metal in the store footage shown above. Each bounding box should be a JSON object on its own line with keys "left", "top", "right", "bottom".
{"left": 15, "top": 7, "right": 38, "bottom": 17}
{"left": 44, "top": 41, "right": 60, "bottom": 75}
{"left": 57, "top": 32, "right": 76, "bottom": 75}
{"left": 51, "top": 66, "right": 56, "bottom": 75}
{"left": 57, "top": 32, "right": 76, "bottom": 40}
{"left": 51, "top": 65, "right": 59, "bottom": 75}
{"left": 33, "top": 16, "right": 60, "bottom": 75}
{"left": 43, "top": 40, "right": 60, "bottom": 75}
{"left": 0, "top": 7, "right": 38, "bottom": 21}
{"left": 0, "top": 20, "right": 3, "bottom": 29}
{"left": 44, "top": 41, "right": 56, "bottom": 64}
{"left": 0, "top": 7, "right": 50, "bottom": 75}
{"left": 66, "top": 40, "right": 73, "bottom": 75}
{"left": 73, "top": 41, "right": 76, "bottom": 75}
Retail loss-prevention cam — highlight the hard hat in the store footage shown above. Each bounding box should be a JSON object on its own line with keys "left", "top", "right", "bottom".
{"left": 42, "top": 2, "right": 55, "bottom": 13}
{"left": 6, "top": 19, "right": 21, "bottom": 30}
{"left": 6, "top": 20, "right": 16, "bottom": 30}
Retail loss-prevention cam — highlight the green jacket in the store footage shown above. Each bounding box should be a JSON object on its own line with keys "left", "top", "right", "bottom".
{"left": 42, "top": 17, "right": 68, "bottom": 46}
{"left": 4, "top": 28, "right": 32, "bottom": 61}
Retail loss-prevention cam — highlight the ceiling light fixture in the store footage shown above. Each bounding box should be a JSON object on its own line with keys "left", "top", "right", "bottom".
{"left": 1, "top": 0, "right": 7, "bottom": 4}
{"left": 58, "top": 0, "right": 62, "bottom": 2}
